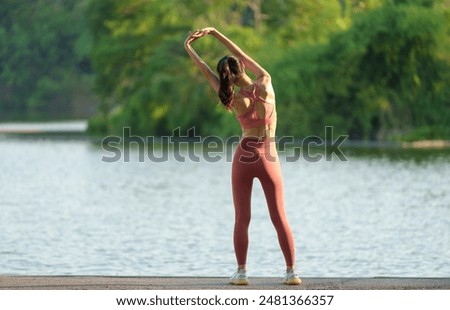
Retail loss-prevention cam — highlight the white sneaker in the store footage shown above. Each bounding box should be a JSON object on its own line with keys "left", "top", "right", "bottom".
{"left": 229, "top": 268, "right": 249, "bottom": 285}
{"left": 283, "top": 269, "right": 302, "bottom": 285}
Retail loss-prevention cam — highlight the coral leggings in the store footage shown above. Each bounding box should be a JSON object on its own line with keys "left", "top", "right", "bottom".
{"left": 231, "top": 137, "right": 295, "bottom": 267}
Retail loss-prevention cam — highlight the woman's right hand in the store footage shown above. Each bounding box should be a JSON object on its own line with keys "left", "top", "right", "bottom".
{"left": 184, "top": 30, "right": 201, "bottom": 47}
{"left": 200, "top": 27, "right": 217, "bottom": 35}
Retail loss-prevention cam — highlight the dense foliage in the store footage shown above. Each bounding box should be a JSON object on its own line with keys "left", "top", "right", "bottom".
{"left": 1, "top": 0, "right": 448, "bottom": 140}
{"left": 272, "top": 1, "right": 450, "bottom": 140}
{"left": 0, "top": 0, "right": 94, "bottom": 120}
{"left": 85, "top": 0, "right": 354, "bottom": 137}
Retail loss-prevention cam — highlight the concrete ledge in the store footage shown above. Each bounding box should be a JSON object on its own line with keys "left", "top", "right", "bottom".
{"left": 1, "top": 276, "right": 449, "bottom": 290}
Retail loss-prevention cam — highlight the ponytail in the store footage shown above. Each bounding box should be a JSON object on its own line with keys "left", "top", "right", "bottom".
{"left": 216, "top": 56, "right": 243, "bottom": 110}
{"left": 218, "top": 59, "right": 234, "bottom": 109}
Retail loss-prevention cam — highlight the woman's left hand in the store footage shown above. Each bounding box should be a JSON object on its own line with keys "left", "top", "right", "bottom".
{"left": 184, "top": 30, "right": 207, "bottom": 46}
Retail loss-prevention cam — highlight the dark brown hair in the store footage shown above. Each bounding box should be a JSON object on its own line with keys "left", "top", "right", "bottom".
{"left": 216, "top": 55, "right": 243, "bottom": 109}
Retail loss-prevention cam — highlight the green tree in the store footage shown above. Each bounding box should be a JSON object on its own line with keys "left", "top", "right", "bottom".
{"left": 87, "top": 0, "right": 347, "bottom": 136}
{"left": 271, "top": 1, "right": 450, "bottom": 140}
{"left": 0, "top": 0, "right": 94, "bottom": 120}
{"left": 86, "top": 0, "right": 449, "bottom": 140}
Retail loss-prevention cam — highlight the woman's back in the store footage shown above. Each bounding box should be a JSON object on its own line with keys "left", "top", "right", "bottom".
{"left": 233, "top": 78, "right": 277, "bottom": 139}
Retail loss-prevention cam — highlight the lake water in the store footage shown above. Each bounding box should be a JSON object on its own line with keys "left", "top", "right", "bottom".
{"left": 0, "top": 133, "right": 449, "bottom": 277}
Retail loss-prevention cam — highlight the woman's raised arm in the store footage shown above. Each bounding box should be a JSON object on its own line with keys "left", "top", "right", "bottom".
{"left": 203, "top": 27, "right": 270, "bottom": 81}
{"left": 184, "top": 31, "right": 220, "bottom": 93}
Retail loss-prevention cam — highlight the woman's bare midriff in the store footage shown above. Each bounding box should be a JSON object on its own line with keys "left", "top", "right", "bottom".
{"left": 241, "top": 121, "right": 277, "bottom": 140}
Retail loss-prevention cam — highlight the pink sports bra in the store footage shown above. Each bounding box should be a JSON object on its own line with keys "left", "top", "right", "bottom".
{"left": 234, "top": 83, "right": 276, "bottom": 130}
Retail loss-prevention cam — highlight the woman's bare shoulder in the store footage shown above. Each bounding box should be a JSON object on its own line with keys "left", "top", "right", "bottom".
{"left": 256, "top": 76, "right": 275, "bottom": 102}
{"left": 257, "top": 74, "right": 271, "bottom": 86}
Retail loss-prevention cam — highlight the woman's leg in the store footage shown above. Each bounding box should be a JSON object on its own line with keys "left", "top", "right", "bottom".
{"left": 231, "top": 145, "right": 255, "bottom": 267}
{"left": 257, "top": 147, "right": 296, "bottom": 268}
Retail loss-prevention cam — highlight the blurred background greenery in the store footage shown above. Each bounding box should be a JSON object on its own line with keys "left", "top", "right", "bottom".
{"left": 1, "top": 0, "right": 449, "bottom": 141}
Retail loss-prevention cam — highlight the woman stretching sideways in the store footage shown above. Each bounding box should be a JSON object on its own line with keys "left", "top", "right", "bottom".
{"left": 184, "top": 27, "right": 301, "bottom": 285}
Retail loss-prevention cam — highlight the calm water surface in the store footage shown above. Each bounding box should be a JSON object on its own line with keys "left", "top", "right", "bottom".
{"left": 0, "top": 135, "right": 449, "bottom": 277}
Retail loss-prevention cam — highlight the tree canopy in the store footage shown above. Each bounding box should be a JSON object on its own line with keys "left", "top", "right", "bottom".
{"left": 0, "top": 0, "right": 95, "bottom": 120}
{"left": 87, "top": 0, "right": 449, "bottom": 140}
{"left": 1, "top": 0, "right": 448, "bottom": 140}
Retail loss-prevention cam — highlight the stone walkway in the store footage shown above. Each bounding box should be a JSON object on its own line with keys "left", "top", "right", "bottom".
{"left": 1, "top": 276, "right": 449, "bottom": 290}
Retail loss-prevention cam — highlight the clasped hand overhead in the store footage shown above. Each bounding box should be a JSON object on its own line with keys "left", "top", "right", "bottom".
{"left": 184, "top": 27, "right": 216, "bottom": 46}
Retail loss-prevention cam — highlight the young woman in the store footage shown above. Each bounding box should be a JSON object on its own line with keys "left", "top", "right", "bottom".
{"left": 184, "top": 27, "right": 301, "bottom": 285}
